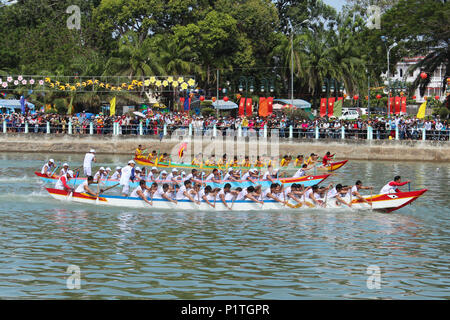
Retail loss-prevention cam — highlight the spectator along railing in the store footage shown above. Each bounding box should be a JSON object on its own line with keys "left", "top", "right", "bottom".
{"left": 1, "top": 120, "right": 449, "bottom": 142}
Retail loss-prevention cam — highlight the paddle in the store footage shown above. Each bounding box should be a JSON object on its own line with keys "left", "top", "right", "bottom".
{"left": 67, "top": 171, "right": 79, "bottom": 202}
{"left": 100, "top": 183, "right": 120, "bottom": 193}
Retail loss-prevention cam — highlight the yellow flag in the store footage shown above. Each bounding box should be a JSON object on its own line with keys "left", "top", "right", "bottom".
{"left": 416, "top": 100, "right": 427, "bottom": 119}
{"left": 110, "top": 97, "right": 116, "bottom": 116}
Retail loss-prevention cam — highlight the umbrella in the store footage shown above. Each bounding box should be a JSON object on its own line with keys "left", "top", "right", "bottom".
{"left": 133, "top": 111, "right": 146, "bottom": 118}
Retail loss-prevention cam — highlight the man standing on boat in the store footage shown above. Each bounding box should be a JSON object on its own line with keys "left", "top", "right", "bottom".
{"left": 120, "top": 160, "right": 136, "bottom": 196}
{"left": 380, "top": 176, "right": 410, "bottom": 194}
{"left": 83, "top": 149, "right": 96, "bottom": 177}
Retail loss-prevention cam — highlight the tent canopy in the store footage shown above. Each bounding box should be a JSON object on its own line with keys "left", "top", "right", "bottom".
{"left": 0, "top": 99, "right": 35, "bottom": 109}
{"left": 273, "top": 99, "right": 311, "bottom": 109}
{"left": 212, "top": 100, "right": 238, "bottom": 110}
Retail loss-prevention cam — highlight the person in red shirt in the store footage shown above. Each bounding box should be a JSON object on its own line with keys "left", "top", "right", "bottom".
{"left": 322, "top": 151, "right": 335, "bottom": 166}
{"left": 379, "top": 176, "right": 411, "bottom": 194}
{"left": 55, "top": 170, "right": 75, "bottom": 192}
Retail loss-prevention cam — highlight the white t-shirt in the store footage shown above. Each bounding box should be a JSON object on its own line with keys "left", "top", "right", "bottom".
{"left": 261, "top": 189, "right": 272, "bottom": 201}
{"left": 41, "top": 163, "right": 52, "bottom": 174}
{"left": 176, "top": 185, "right": 188, "bottom": 200}
{"left": 75, "top": 181, "right": 89, "bottom": 193}
{"left": 130, "top": 186, "right": 148, "bottom": 198}
{"left": 120, "top": 165, "right": 133, "bottom": 186}
{"left": 83, "top": 153, "right": 95, "bottom": 169}
{"left": 111, "top": 171, "right": 121, "bottom": 180}
{"left": 205, "top": 173, "right": 215, "bottom": 181}
{"left": 217, "top": 189, "right": 234, "bottom": 201}
{"left": 303, "top": 189, "right": 314, "bottom": 201}
{"left": 327, "top": 188, "right": 338, "bottom": 199}
{"left": 293, "top": 168, "right": 306, "bottom": 178}
{"left": 236, "top": 189, "right": 248, "bottom": 201}
{"left": 242, "top": 172, "right": 250, "bottom": 180}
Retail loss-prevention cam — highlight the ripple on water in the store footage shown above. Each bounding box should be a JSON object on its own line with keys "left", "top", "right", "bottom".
{"left": 0, "top": 154, "right": 449, "bottom": 299}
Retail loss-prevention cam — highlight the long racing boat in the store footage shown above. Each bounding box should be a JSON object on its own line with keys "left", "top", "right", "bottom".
{"left": 134, "top": 157, "right": 348, "bottom": 172}
{"left": 45, "top": 187, "right": 427, "bottom": 213}
{"left": 35, "top": 171, "right": 331, "bottom": 189}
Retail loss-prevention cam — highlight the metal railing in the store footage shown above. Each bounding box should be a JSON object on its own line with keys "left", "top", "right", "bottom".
{"left": 1, "top": 120, "right": 449, "bottom": 141}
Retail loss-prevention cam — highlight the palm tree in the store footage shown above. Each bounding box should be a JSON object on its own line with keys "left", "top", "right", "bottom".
{"left": 104, "top": 31, "right": 165, "bottom": 78}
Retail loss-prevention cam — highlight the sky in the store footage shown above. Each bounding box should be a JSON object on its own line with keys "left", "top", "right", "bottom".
{"left": 323, "top": 0, "right": 347, "bottom": 12}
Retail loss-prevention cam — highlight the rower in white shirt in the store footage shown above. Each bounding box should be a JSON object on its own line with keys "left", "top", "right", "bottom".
{"left": 293, "top": 164, "right": 312, "bottom": 178}
{"left": 59, "top": 163, "right": 70, "bottom": 177}
{"left": 41, "top": 159, "right": 55, "bottom": 177}
{"left": 147, "top": 167, "right": 159, "bottom": 182}
{"left": 130, "top": 180, "right": 152, "bottom": 205}
{"left": 93, "top": 167, "right": 107, "bottom": 183}
{"left": 110, "top": 167, "right": 122, "bottom": 180}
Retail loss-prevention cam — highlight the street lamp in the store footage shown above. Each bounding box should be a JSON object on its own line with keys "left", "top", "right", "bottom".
{"left": 382, "top": 37, "right": 398, "bottom": 118}
{"left": 288, "top": 19, "right": 309, "bottom": 109}
{"left": 239, "top": 76, "right": 255, "bottom": 114}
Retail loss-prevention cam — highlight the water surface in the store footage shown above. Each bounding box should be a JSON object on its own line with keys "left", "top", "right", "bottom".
{"left": 0, "top": 152, "right": 449, "bottom": 299}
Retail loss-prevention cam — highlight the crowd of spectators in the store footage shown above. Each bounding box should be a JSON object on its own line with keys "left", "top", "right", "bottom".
{"left": 0, "top": 110, "right": 448, "bottom": 141}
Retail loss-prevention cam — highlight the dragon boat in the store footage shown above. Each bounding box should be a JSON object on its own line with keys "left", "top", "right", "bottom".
{"left": 134, "top": 157, "right": 348, "bottom": 172}
{"left": 45, "top": 188, "right": 427, "bottom": 213}
{"left": 35, "top": 171, "right": 331, "bottom": 189}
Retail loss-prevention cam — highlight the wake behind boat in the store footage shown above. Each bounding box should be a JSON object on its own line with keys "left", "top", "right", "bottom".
{"left": 45, "top": 187, "right": 427, "bottom": 213}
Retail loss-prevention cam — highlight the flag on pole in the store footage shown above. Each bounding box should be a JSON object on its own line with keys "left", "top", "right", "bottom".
{"left": 327, "top": 97, "right": 336, "bottom": 117}
{"left": 239, "top": 98, "right": 245, "bottom": 116}
{"left": 333, "top": 98, "right": 343, "bottom": 117}
{"left": 110, "top": 96, "right": 116, "bottom": 116}
{"left": 394, "top": 96, "right": 401, "bottom": 114}
{"left": 20, "top": 95, "right": 25, "bottom": 114}
{"left": 178, "top": 142, "right": 187, "bottom": 159}
{"left": 401, "top": 96, "right": 407, "bottom": 114}
{"left": 183, "top": 97, "right": 191, "bottom": 112}
{"left": 320, "top": 98, "right": 327, "bottom": 117}
{"left": 258, "top": 97, "right": 268, "bottom": 117}
{"left": 388, "top": 97, "right": 394, "bottom": 114}
{"left": 246, "top": 98, "right": 253, "bottom": 116}
{"left": 267, "top": 97, "right": 274, "bottom": 114}
{"left": 416, "top": 100, "right": 427, "bottom": 119}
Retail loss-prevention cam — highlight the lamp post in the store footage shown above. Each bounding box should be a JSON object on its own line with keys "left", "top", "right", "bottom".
{"left": 381, "top": 37, "right": 398, "bottom": 119}
{"left": 366, "top": 68, "right": 371, "bottom": 116}
{"left": 239, "top": 76, "right": 255, "bottom": 115}
{"left": 288, "top": 19, "right": 309, "bottom": 110}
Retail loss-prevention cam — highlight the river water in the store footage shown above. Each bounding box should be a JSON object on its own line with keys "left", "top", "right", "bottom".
{"left": 0, "top": 152, "right": 449, "bottom": 299}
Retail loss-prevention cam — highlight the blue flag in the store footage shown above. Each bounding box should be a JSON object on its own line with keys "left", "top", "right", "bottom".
{"left": 183, "top": 97, "right": 190, "bottom": 111}
{"left": 20, "top": 96, "right": 25, "bottom": 114}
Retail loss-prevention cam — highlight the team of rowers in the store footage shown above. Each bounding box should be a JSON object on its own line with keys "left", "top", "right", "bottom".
{"left": 42, "top": 155, "right": 412, "bottom": 210}
{"left": 135, "top": 145, "right": 336, "bottom": 168}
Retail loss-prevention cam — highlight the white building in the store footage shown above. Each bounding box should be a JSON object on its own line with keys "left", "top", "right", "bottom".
{"left": 385, "top": 56, "right": 446, "bottom": 104}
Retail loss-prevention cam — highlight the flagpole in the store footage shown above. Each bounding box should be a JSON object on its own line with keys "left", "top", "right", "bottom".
{"left": 216, "top": 69, "right": 219, "bottom": 118}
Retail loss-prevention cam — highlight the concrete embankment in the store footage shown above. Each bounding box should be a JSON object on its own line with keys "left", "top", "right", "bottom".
{"left": 0, "top": 133, "right": 449, "bottom": 162}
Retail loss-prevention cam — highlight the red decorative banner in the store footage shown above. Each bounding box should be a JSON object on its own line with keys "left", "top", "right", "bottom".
{"left": 401, "top": 96, "right": 407, "bottom": 114}
{"left": 246, "top": 98, "right": 253, "bottom": 116}
{"left": 327, "top": 97, "right": 336, "bottom": 117}
{"left": 239, "top": 98, "right": 245, "bottom": 116}
{"left": 394, "top": 96, "right": 401, "bottom": 114}
{"left": 259, "top": 97, "right": 268, "bottom": 117}
{"left": 267, "top": 97, "right": 273, "bottom": 114}
{"left": 320, "top": 98, "right": 327, "bottom": 117}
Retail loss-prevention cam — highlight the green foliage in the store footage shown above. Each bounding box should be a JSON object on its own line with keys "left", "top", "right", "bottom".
{"left": 53, "top": 98, "right": 68, "bottom": 114}
{"left": 0, "top": 0, "right": 447, "bottom": 115}
{"left": 200, "top": 107, "right": 215, "bottom": 117}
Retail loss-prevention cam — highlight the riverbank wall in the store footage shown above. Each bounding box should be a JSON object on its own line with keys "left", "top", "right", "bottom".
{"left": 0, "top": 134, "right": 449, "bottom": 162}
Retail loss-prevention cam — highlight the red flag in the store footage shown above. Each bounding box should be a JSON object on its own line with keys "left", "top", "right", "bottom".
{"left": 267, "top": 97, "right": 273, "bottom": 114}
{"left": 246, "top": 98, "right": 253, "bottom": 116}
{"left": 388, "top": 97, "right": 394, "bottom": 114}
{"left": 401, "top": 96, "right": 407, "bottom": 114}
{"left": 259, "top": 97, "right": 268, "bottom": 117}
{"left": 338, "top": 97, "right": 343, "bottom": 101}
{"left": 239, "top": 98, "right": 245, "bottom": 116}
{"left": 394, "top": 96, "right": 401, "bottom": 114}
{"left": 320, "top": 98, "right": 327, "bottom": 117}
{"left": 327, "top": 97, "right": 335, "bottom": 117}
{"left": 178, "top": 142, "right": 187, "bottom": 159}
